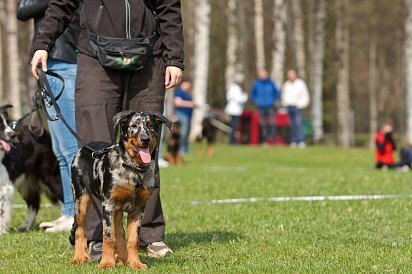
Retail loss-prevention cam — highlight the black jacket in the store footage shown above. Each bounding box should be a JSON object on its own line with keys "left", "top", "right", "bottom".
{"left": 33, "top": 0, "right": 184, "bottom": 69}
{"left": 17, "top": 0, "right": 81, "bottom": 64}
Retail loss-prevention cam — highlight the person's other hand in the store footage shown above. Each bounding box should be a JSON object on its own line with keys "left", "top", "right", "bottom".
{"left": 31, "top": 50, "right": 48, "bottom": 79}
{"left": 165, "top": 66, "right": 182, "bottom": 89}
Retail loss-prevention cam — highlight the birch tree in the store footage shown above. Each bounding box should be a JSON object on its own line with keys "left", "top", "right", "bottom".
{"left": 0, "top": 22, "right": 3, "bottom": 103}
{"left": 335, "top": 0, "right": 351, "bottom": 147}
{"left": 0, "top": 2, "right": 6, "bottom": 103}
{"left": 369, "top": 34, "right": 378, "bottom": 148}
{"left": 225, "top": 0, "right": 239, "bottom": 88}
{"left": 190, "top": 0, "right": 211, "bottom": 140}
{"left": 254, "top": 0, "right": 265, "bottom": 71}
{"left": 6, "top": 0, "right": 21, "bottom": 118}
{"left": 291, "top": 0, "right": 306, "bottom": 79}
{"left": 271, "top": 0, "right": 287, "bottom": 85}
{"left": 311, "top": 0, "right": 327, "bottom": 142}
{"left": 405, "top": 0, "right": 412, "bottom": 145}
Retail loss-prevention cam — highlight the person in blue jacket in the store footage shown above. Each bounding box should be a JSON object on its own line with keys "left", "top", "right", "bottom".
{"left": 250, "top": 68, "right": 280, "bottom": 144}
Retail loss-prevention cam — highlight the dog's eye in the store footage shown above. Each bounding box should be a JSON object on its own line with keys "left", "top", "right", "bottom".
{"left": 130, "top": 124, "right": 138, "bottom": 129}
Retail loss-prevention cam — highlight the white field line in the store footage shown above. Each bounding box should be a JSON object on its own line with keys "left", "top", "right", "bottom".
{"left": 13, "top": 204, "right": 54, "bottom": 209}
{"left": 191, "top": 194, "right": 412, "bottom": 205}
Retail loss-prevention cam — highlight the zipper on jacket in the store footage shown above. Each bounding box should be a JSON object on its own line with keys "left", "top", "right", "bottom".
{"left": 94, "top": 2, "right": 104, "bottom": 30}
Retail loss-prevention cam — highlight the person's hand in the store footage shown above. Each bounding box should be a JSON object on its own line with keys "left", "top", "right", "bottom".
{"left": 165, "top": 66, "right": 182, "bottom": 89}
{"left": 31, "top": 50, "right": 48, "bottom": 79}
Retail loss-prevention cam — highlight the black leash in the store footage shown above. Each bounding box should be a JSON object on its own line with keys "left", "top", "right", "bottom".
{"left": 9, "top": 70, "right": 65, "bottom": 138}
{"left": 36, "top": 68, "right": 151, "bottom": 172}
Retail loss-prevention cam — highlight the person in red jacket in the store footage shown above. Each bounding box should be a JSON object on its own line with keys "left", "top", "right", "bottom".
{"left": 375, "top": 121, "right": 396, "bottom": 169}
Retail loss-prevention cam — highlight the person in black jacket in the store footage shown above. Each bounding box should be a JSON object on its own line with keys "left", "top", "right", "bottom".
{"left": 31, "top": 0, "right": 184, "bottom": 259}
{"left": 17, "top": 0, "right": 80, "bottom": 232}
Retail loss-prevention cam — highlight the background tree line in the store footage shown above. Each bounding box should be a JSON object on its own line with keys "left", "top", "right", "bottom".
{"left": 0, "top": 0, "right": 411, "bottom": 147}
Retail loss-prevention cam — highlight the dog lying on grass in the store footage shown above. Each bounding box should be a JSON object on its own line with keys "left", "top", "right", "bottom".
{"left": 69, "top": 111, "right": 171, "bottom": 269}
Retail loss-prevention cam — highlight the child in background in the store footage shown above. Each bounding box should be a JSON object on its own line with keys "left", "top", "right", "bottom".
{"left": 375, "top": 121, "right": 398, "bottom": 169}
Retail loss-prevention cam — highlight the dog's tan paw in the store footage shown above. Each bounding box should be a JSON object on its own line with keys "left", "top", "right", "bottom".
{"left": 98, "top": 260, "right": 116, "bottom": 269}
{"left": 71, "top": 255, "right": 90, "bottom": 264}
{"left": 129, "top": 260, "right": 147, "bottom": 270}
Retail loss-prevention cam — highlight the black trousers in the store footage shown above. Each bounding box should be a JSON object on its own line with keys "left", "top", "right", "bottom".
{"left": 75, "top": 53, "right": 166, "bottom": 245}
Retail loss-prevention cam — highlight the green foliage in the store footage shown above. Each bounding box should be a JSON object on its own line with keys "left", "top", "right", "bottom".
{"left": 1, "top": 145, "right": 411, "bottom": 273}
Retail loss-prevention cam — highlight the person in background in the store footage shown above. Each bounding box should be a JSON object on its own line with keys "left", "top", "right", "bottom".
{"left": 174, "top": 79, "right": 194, "bottom": 154}
{"left": 375, "top": 121, "right": 397, "bottom": 169}
{"left": 281, "top": 69, "right": 310, "bottom": 148}
{"left": 17, "top": 0, "right": 80, "bottom": 232}
{"left": 225, "top": 73, "right": 248, "bottom": 145}
{"left": 250, "top": 68, "right": 279, "bottom": 145}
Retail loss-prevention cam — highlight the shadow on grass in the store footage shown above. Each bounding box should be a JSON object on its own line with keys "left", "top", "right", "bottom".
{"left": 165, "top": 230, "right": 242, "bottom": 249}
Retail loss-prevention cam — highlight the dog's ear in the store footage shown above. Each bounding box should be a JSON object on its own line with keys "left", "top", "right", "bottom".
{"left": 113, "top": 110, "right": 135, "bottom": 143}
{"left": 150, "top": 112, "right": 173, "bottom": 131}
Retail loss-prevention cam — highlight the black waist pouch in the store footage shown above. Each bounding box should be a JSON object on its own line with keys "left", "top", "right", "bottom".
{"left": 88, "top": 31, "right": 158, "bottom": 71}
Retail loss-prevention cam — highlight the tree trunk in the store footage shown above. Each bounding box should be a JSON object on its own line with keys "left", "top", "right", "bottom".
{"left": 189, "top": 0, "right": 211, "bottom": 140}
{"left": 0, "top": 20, "right": 3, "bottom": 102}
{"left": 311, "top": 0, "right": 327, "bottom": 143}
{"left": 369, "top": 34, "right": 378, "bottom": 149}
{"left": 335, "top": 0, "right": 351, "bottom": 148}
{"left": 254, "top": 0, "right": 265, "bottom": 71}
{"left": 291, "top": 0, "right": 306, "bottom": 79}
{"left": 6, "top": 0, "right": 21, "bottom": 118}
{"left": 225, "top": 0, "right": 239, "bottom": 88}
{"left": 405, "top": 0, "right": 412, "bottom": 145}
{"left": 271, "top": 0, "right": 287, "bottom": 85}
{"left": 0, "top": 2, "right": 6, "bottom": 103}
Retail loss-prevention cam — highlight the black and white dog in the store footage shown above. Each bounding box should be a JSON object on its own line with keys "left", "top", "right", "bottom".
{"left": 0, "top": 104, "right": 63, "bottom": 233}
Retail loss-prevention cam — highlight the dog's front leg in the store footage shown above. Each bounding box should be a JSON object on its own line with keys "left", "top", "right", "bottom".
{"left": 114, "top": 211, "right": 127, "bottom": 265}
{"left": 99, "top": 203, "right": 116, "bottom": 269}
{"left": 126, "top": 211, "right": 147, "bottom": 270}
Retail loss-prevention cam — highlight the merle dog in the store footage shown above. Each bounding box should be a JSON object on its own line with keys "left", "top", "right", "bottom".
{"left": 69, "top": 111, "right": 171, "bottom": 269}
{"left": 0, "top": 104, "right": 63, "bottom": 233}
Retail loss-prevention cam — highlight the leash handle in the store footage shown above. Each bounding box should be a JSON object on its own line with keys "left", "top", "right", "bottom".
{"left": 36, "top": 68, "right": 88, "bottom": 147}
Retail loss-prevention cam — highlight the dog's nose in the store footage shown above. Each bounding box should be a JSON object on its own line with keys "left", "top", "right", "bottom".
{"left": 141, "top": 135, "right": 150, "bottom": 144}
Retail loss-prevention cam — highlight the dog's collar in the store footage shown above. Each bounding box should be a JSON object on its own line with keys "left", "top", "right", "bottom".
{"left": 121, "top": 162, "right": 150, "bottom": 173}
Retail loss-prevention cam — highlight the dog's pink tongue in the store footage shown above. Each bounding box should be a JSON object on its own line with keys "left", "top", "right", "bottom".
{"left": 139, "top": 148, "right": 151, "bottom": 164}
{"left": 0, "top": 140, "right": 11, "bottom": 152}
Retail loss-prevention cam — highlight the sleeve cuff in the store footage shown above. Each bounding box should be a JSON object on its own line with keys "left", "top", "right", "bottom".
{"left": 165, "top": 59, "right": 185, "bottom": 70}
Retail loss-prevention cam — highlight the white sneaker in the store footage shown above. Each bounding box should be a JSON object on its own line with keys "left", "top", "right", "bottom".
{"left": 39, "top": 215, "right": 67, "bottom": 229}
{"left": 44, "top": 215, "right": 74, "bottom": 233}
{"left": 290, "top": 142, "right": 297, "bottom": 148}
{"left": 298, "top": 142, "right": 306, "bottom": 148}
{"left": 158, "top": 158, "right": 169, "bottom": 168}
{"left": 146, "top": 241, "right": 173, "bottom": 258}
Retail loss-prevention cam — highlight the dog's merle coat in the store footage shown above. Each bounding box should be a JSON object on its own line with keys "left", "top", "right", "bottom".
{"left": 0, "top": 105, "right": 62, "bottom": 233}
{"left": 69, "top": 111, "right": 171, "bottom": 270}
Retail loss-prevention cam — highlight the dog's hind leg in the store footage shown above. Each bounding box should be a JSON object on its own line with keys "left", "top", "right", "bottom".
{"left": 207, "top": 144, "right": 215, "bottom": 157}
{"left": 99, "top": 203, "right": 116, "bottom": 269}
{"left": 71, "top": 193, "right": 91, "bottom": 264}
{"left": 0, "top": 181, "right": 14, "bottom": 235}
{"left": 114, "top": 211, "right": 127, "bottom": 265}
{"left": 126, "top": 211, "right": 147, "bottom": 270}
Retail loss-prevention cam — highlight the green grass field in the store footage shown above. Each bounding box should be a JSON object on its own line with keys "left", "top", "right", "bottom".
{"left": 1, "top": 145, "right": 411, "bottom": 273}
